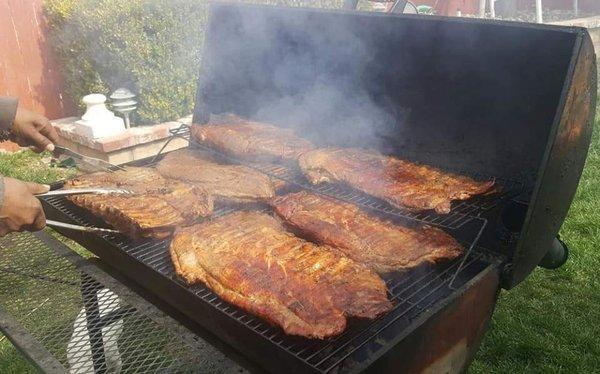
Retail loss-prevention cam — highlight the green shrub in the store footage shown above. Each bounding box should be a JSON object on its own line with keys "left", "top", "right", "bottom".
{"left": 45, "top": 0, "right": 343, "bottom": 124}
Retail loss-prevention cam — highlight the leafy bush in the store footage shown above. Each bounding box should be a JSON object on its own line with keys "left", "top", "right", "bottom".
{"left": 45, "top": 0, "right": 343, "bottom": 124}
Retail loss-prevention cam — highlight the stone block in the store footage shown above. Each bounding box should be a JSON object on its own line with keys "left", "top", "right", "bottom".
{"left": 50, "top": 117, "right": 190, "bottom": 165}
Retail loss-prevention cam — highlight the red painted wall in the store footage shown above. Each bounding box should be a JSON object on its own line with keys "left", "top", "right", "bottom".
{"left": 0, "top": 0, "right": 74, "bottom": 120}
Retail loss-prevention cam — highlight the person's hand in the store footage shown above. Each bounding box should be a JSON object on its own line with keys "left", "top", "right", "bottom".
{"left": 11, "top": 106, "right": 58, "bottom": 153}
{"left": 0, "top": 178, "right": 49, "bottom": 236}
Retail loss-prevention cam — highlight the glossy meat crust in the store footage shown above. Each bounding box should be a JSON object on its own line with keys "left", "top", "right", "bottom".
{"left": 299, "top": 148, "right": 495, "bottom": 214}
{"left": 156, "top": 149, "right": 276, "bottom": 203}
{"left": 65, "top": 167, "right": 213, "bottom": 239}
{"left": 270, "top": 191, "right": 463, "bottom": 273}
{"left": 170, "top": 211, "right": 392, "bottom": 339}
{"left": 191, "top": 114, "right": 314, "bottom": 163}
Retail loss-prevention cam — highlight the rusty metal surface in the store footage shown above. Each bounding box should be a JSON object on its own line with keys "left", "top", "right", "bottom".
{"left": 508, "top": 30, "right": 597, "bottom": 288}
{"left": 366, "top": 260, "right": 501, "bottom": 374}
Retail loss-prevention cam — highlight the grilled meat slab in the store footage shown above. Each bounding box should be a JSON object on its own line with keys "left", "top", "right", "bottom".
{"left": 156, "top": 149, "right": 276, "bottom": 203}
{"left": 191, "top": 114, "right": 314, "bottom": 162}
{"left": 65, "top": 167, "right": 213, "bottom": 239}
{"left": 271, "top": 191, "right": 463, "bottom": 273}
{"left": 298, "top": 148, "right": 495, "bottom": 213}
{"left": 170, "top": 211, "right": 392, "bottom": 339}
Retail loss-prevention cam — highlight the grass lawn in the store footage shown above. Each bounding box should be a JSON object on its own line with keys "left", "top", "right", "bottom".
{"left": 471, "top": 112, "right": 600, "bottom": 372}
{"left": 0, "top": 150, "right": 77, "bottom": 184}
{"left": 0, "top": 150, "right": 78, "bottom": 373}
{"left": 0, "top": 117, "right": 598, "bottom": 372}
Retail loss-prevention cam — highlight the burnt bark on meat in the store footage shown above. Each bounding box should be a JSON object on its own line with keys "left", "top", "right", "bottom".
{"left": 270, "top": 191, "right": 463, "bottom": 273}
{"left": 191, "top": 114, "right": 314, "bottom": 163}
{"left": 65, "top": 167, "right": 213, "bottom": 239}
{"left": 156, "top": 149, "right": 276, "bottom": 203}
{"left": 170, "top": 211, "right": 392, "bottom": 339}
{"left": 299, "top": 148, "right": 495, "bottom": 213}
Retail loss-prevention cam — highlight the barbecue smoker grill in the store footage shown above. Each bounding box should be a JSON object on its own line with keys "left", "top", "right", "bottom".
{"left": 41, "top": 4, "right": 596, "bottom": 373}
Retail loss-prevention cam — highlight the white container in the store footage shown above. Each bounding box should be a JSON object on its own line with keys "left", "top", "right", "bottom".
{"left": 74, "top": 94, "right": 126, "bottom": 139}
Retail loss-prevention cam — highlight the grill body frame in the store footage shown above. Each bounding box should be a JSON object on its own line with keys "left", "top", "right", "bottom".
{"left": 40, "top": 170, "right": 498, "bottom": 373}
{"left": 37, "top": 4, "right": 596, "bottom": 371}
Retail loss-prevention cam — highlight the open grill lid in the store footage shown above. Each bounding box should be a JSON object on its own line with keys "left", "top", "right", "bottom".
{"left": 193, "top": 3, "right": 596, "bottom": 288}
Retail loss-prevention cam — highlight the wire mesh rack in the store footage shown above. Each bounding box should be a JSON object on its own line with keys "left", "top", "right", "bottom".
{"left": 0, "top": 231, "right": 246, "bottom": 373}
{"left": 152, "top": 123, "right": 525, "bottom": 231}
{"left": 162, "top": 123, "right": 523, "bottom": 230}
{"left": 33, "top": 122, "right": 504, "bottom": 372}
{"left": 200, "top": 151, "right": 519, "bottom": 230}
{"left": 40, "top": 187, "right": 492, "bottom": 373}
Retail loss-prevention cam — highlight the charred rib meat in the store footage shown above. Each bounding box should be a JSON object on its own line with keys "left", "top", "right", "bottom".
{"left": 156, "top": 149, "right": 276, "bottom": 203}
{"left": 65, "top": 167, "right": 213, "bottom": 239}
{"left": 170, "top": 211, "right": 392, "bottom": 339}
{"left": 191, "top": 114, "right": 314, "bottom": 163}
{"left": 299, "top": 148, "right": 495, "bottom": 213}
{"left": 271, "top": 191, "right": 463, "bottom": 273}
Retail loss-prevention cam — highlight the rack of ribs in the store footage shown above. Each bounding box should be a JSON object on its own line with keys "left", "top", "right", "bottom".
{"left": 156, "top": 149, "right": 276, "bottom": 203}
{"left": 65, "top": 167, "right": 213, "bottom": 239}
{"left": 270, "top": 191, "right": 463, "bottom": 273}
{"left": 191, "top": 114, "right": 314, "bottom": 163}
{"left": 170, "top": 211, "right": 392, "bottom": 339}
{"left": 298, "top": 147, "right": 495, "bottom": 214}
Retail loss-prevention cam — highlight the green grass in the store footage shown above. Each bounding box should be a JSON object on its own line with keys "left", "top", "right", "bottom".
{"left": 0, "top": 150, "right": 76, "bottom": 184}
{"left": 0, "top": 150, "right": 78, "bottom": 373}
{"left": 0, "top": 119, "right": 599, "bottom": 372}
{"left": 470, "top": 114, "right": 600, "bottom": 373}
{"left": 0, "top": 346, "right": 35, "bottom": 374}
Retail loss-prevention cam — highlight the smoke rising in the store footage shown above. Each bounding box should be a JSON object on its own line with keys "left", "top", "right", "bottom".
{"left": 200, "top": 3, "right": 409, "bottom": 151}
{"left": 198, "top": 2, "right": 575, "bottom": 179}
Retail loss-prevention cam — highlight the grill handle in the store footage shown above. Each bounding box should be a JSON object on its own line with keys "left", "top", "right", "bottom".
{"left": 538, "top": 236, "right": 569, "bottom": 270}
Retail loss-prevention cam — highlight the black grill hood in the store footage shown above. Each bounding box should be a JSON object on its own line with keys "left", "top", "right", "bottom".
{"left": 193, "top": 3, "right": 596, "bottom": 288}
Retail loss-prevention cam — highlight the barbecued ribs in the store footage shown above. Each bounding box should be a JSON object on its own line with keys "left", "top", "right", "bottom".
{"left": 65, "top": 167, "right": 213, "bottom": 239}
{"left": 298, "top": 148, "right": 495, "bottom": 214}
{"left": 156, "top": 149, "right": 276, "bottom": 203}
{"left": 191, "top": 114, "right": 314, "bottom": 163}
{"left": 271, "top": 191, "right": 463, "bottom": 273}
{"left": 170, "top": 211, "right": 392, "bottom": 339}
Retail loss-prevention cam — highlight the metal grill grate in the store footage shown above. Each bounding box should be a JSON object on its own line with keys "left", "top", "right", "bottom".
{"left": 40, "top": 184, "right": 491, "bottom": 372}
{"left": 237, "top": 161, "right": 518, "bottom": 230}
{"left": 37, "top": 129, "right": 502, "bottom": 372}
{"left": 169, "top": 124, "right": 523, "bottom": 230}
{"left": 0, "top": 231, "right": 241, "bottom": 373}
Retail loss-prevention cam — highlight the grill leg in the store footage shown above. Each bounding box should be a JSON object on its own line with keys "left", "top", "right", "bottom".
{"left": 81, "top": 273, "right": 108, "bottom": 373}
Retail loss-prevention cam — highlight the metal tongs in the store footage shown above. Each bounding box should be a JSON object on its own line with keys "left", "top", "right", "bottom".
{"left": 38, "top": 188, "right": 132, "bottom": 234}
{"left": 53, "top": 145, "right": 125, "bottom": 172}
{"left": 37, "top": 188, "right": 132, "bottom": 197}
{"left": 45, "top": 220, "right": 121, "bottom": 234}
